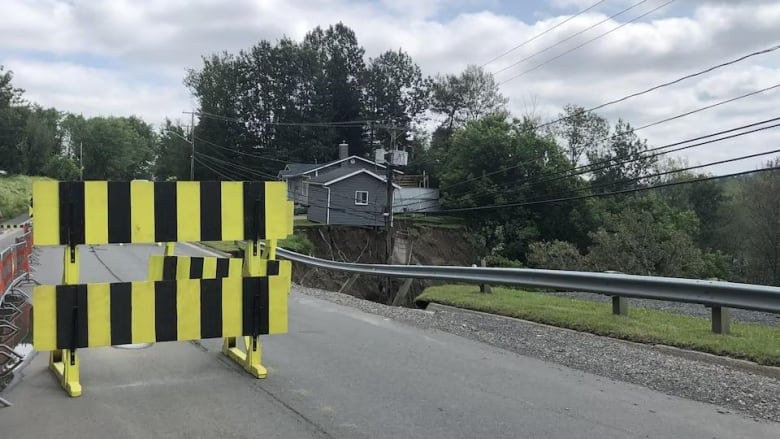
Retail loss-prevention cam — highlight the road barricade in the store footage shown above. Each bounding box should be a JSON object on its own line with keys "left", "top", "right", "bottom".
{"left": 32, "top": 180, "right": 294, "bottom": 397}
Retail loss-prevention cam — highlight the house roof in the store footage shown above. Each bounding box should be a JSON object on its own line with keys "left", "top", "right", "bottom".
{"left": 307, "top": 168, "right": 401, "bottom": 188}
{"left": 280, "top": 155, "right": 402, "bottom": 178}
{"left": 278, "top": 163, "right": 320, "bottom": 177}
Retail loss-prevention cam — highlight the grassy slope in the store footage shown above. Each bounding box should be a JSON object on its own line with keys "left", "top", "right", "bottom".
{"left": 417, "top": 285, "right": 780, "bottom": 366}
{"left": 0, "top": 175, "right": 46, "bottom": 219}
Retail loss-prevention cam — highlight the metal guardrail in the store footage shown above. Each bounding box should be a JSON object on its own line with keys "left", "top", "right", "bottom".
{"left": 277, "top": 248, "right": 780, "bottom": 315}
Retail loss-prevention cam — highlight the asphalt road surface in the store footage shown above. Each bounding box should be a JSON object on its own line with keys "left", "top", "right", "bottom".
{"left": 1, "top": 243, "right": 778, "bottom": 438}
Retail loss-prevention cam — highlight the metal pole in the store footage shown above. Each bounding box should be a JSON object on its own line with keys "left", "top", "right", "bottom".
{"left": 79, "top": 142, "right": 83, "bottom": 181}
{"left": 190, "top": 111, "right": 195, "bottom": 181}
{"left": 384, "top": 126, "right": 397, "bottom": 298}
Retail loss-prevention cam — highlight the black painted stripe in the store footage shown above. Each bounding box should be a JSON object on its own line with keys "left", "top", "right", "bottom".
{"left": 189, "top": 257, "right": 204, "bottom": 279}
{"left": 242, "top": 277, "right": 269, "bottom": 336}
{"left": 58, "top": 182, "right": 86, "bottom": 246}
{"left": 162, "top": 256, "right": 177, "bottom": 281}
{"left": 200, "top": 181, "right": 222, "bottom": 241}
{"left": 55, "top": 284, "right": 88, "bottom": 349}
{"left": 154, "top": 281, "right": 178, "bottom": 342}
{"left": 267, "top": 260, "right": 279, "bottom": 276}
{"left": 200, "top": 278, "right": 223, "bottom": 339}
{"left": 154, "top": 182, "right": 178, "bottom": 242}
{"left": 242, "top": 182, "right": 266, "bottom": 240}
{"left": 107, "top": 182, "right": 132, "bottom": 244}
{"left": 110, "top": 282, "right": 132, "bottom": 345}
{"left": 216, "top": 258, "right": 230, "bottom": 279}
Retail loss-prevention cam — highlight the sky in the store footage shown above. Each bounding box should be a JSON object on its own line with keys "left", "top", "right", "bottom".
{"left": 1, "top": 0, "right": 778, "bottom": 174}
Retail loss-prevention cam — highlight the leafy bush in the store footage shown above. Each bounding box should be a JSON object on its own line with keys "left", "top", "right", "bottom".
{"left": 485, "top": 254, "right": 524, "bottom": 268}
{"left": 0, "top": 175, "right": 46, "bottom": 219}
{"left": 279, "top": 234, "right": 314, "bottom": 255}
{"left": 526, "top": 240, "right": 586, "bottom": 271}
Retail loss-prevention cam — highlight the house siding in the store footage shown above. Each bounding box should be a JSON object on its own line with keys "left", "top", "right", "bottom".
{"left": 307, "top": 185, "right": 329, "bottom": 224}
{"left": 324, "top": 173, "right": 387, "bottom": 227}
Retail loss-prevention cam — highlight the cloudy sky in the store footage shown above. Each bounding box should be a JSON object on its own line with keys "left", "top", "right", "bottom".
{"left": 1, "top": 0, "right": 778, "bottom": 173}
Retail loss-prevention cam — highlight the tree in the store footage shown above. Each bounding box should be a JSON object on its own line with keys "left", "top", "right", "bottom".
{"left": 430, "top": 65, "right": 507, "bottom": 134}
{"left": 438, "top": 115, "right": 582, "bottom": 259}
{"left": 587, "top": 195, "right": 705, "bottom": 277}
{"left": 363, "top": 49, "right": 430, "bottom": 148}
{"left": 154, "top": 119, "right": 191, "bottom": 180}
{"left": 724, "top": 160, "right": 780, "bottom": 285}
{"left": 586, "top": 120, "right": 657, "bottom": 189}
{"left": 527, "top": 240, "right": 586, "bottom": 271}
{"left": 552, "top": 104, "right": 609, "bottom": 165}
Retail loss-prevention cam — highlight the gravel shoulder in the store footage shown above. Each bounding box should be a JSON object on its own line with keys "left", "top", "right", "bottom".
{"left": 296, "top": 284, "right": 780, "bottom": 424}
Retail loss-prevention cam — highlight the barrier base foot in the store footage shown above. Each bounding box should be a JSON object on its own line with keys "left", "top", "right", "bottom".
{"left": 222, "top": 336, "right": 267, "bottom": 379}
{"left": 49, "top": 350, "right": 82, "bottom": 397}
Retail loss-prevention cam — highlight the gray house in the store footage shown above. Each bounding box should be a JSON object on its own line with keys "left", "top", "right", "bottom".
{"left": 307, "top": 168, "right": 400, "bottom": 227}
{"left": 278, "top": 143, "right": 395, "bottom": 206}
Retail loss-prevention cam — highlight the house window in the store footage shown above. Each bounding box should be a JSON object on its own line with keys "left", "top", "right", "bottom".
{"left": 355, "top": 191, "right": 369, "bottom": 205}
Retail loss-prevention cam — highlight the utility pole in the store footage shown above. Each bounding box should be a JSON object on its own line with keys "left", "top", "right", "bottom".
{"left": 384, "top": 125, "right": 398, "bottom": 297}
{"left": 79, "top": 141, "right": 83, "bottom": 181}
{"left": 189, "top": 110, "right": 196, "bottom": 181}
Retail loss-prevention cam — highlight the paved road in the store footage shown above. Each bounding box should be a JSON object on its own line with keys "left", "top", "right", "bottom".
{"left": 1, "top": 243, "right": 778, "bottom": 438}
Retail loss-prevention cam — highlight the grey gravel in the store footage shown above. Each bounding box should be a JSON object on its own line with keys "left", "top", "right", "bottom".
{"left": 546, "top": 291, "right": 780, "bottom": 326}
{"left": 296, "top": 284, "right": 780, "bottom": 423}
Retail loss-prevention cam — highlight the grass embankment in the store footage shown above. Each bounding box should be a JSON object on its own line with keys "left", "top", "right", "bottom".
{"left": 416, "top": 285, "right": 780, "bottom": 366}
{"left": 202, "top": 233, "right": 314, "bottom": 256}
{"left": 0, "top": 175, "right": 44, "bottom": 219}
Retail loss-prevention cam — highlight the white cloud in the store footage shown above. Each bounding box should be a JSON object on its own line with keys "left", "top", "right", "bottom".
{"left": 1, "top": 0, "right": 778, "bottom": 173}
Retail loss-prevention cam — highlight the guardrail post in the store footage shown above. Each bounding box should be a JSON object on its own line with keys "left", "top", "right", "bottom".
{"left": 611, "top": 296, "right": 628, "bottom": 316}
{"left": 711, "top": 306, "right": 731, "bottom": 334}
{"left": 479, "top": 258, "right": 492, "bottom": 294}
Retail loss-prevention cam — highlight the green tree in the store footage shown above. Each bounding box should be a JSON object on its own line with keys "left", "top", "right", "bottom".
{"left": 154, "top": 119, "right": 191, "bottom": 180}
{"left": 586, "top": 120, "right": 657, "bottom": 190}
{"left": 552, "top": 104, "right": 609, "bottom": 165}
{"left": 587, "top": 195, "right": 705, "bottom": 277}
{"left": 527, "top": 240, "right": 586, "bottom": 271}
{"left": 430, "top": 65, "right": 507, "bottom": 134}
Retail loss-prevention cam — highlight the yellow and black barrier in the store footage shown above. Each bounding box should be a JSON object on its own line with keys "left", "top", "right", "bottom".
{"left": 31, "top": 180, "right": 294, "bottom": 397}
{"left": 148, "top": 255, "right": 288, "bottom": 281}
{"left": 33, "top": 275, "right": 290, "bottom": 351}
{"left": 32, "top": 180, "right": 293, "bottom": 245}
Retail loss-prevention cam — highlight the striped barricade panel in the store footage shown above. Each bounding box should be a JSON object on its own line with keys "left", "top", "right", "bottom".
{"left": 32, "top": 275, "right": 291, "bottom": 351}
{"left": 32, "top": 180, "right": 294, "bottom": 246}
{"left": 147, "top": 255, "right": 288, "bottom": 281}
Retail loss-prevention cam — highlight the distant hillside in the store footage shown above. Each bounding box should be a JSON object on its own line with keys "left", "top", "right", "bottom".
{"left": 0, "top": 175, "right": 47, "bottom": 219}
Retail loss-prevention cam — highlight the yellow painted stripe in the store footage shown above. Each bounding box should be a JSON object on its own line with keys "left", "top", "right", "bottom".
{"left": 203, "top": 256, "right": 217, "bottom": 279}
{"left": 176, "top": 256, "right": 191, "bottom": 280}
{"left": 84, "top": 181, "right": 109, "bottom": 244}
{"left": 176, "top": 279, "right": 201, "bottom": 340}
{"left": 221, "top": 182, "right": 244, "bottom": 241}
{"left": 176, "top": 182, "right": 201, "bottom": 242}
{"left": 130, "top": 181, "right": 155, "bottom": 243}
{"left": 131, "top": 281, "right": 156, "bottom": 343}
{"left": 87, "top": 283, "right": 111, "bottom": 347}
{"left": 268, "top": 275, "right": 289, "bottom": 334}
{"left": 222, "top": 276, "right": 242, "bottom": 336}
{"left": 148, "top": 255, "right": 164, "bottom": 281}
{"left": 33, "top": 180, "right": 60, "bottom": 246}
{"left": 264, "top": 182, "right": 289, "bottom": 240}
{"left": 32, "top": 285, "right": 57, "bottom": 351}
{"left": 228, "top": 258, "right": 242, "bottom": 278}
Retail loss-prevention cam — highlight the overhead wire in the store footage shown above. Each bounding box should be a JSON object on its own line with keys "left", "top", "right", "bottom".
{"left": 492, "top": 0, "right": 650, "bottom": 75}
{"left": 480, "top": 0, "right": 610, "bottom": 67}
{"left": 422, "top": 166, "right": 780, "bottom": 214}
{"left": 499, "top": 0, "right": 675, "bottom": 84}
{"left": 439, "top": 84, "right": 780, "bottom": 196}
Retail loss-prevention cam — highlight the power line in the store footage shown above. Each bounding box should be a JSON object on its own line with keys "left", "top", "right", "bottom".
{"left": 480, "top": 0, "right": 610, "bottom": 67}
{"left": 196, "top": 152, "right": 278, "bottom": 180}
{"left": 194, "top": 156, "right": 240, "bottom": 181}
{"left": 194, "top": 135, "right": 290, "bottom": 164}
{"left": 499, "top": 0, "right": 675, "bottom": 84}
{"left": 492, "top": 0, "right": 650, "bottom": 76}
{"left": 193, "top": 110, "right": 410, "bottom": 132}
{"left": 532, "top": 43, "right": 780, "bottom": 132}
{"left": 447, "top": 118, "right": 780, "bottom": 202}
{"left": 439, "top": 84, "right": 780, "bottom": 196}
{"left": 427, "top": 166, "right": 780, "bottom": 214}
{"left": 519, "top": 146, "right": 780, "bottom": 204}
